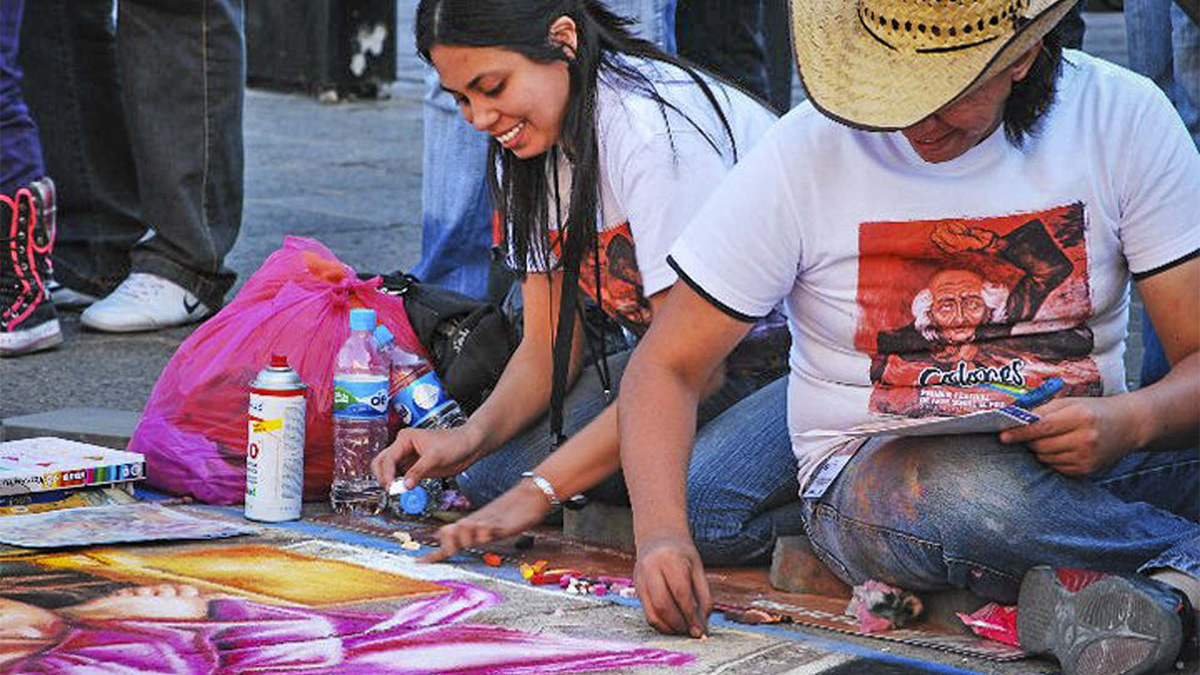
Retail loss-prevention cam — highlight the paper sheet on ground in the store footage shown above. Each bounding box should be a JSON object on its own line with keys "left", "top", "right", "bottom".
{"left": 802, "top": 405, "right": 1039, "bottom": 439}
{"left": 0, "top": 503, "right": 257, "bottom": 548}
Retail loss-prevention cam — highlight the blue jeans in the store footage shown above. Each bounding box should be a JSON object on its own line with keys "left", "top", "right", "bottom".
{"left": 0, "top": 0, "right": 44, "bottom": 193}
{"left": 1126, "top": 0, "right": 1200, "bottom": 148}
{"left": 802, "top": 434, "right": 1200, "bottom": 604}
{"left": 20, "top": 0, "right": 244, "bottom": 308}
{"left": 413, "top": 0, "right": 677, "bottom": 300}
{"left": 1125, "top": 0, "right": 1199, "bottom": 386}
{"left": 457, "top": 352, "right": 801, "bottom": 566}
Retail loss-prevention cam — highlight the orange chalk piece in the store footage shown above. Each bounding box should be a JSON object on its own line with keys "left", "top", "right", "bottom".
{"left": 482, "top": 552, "right": 503, "bottom": 567}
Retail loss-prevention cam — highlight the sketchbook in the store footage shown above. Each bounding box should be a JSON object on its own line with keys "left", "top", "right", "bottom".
{"left": 801, "top": 405, "right": 1040, "bottom": 439}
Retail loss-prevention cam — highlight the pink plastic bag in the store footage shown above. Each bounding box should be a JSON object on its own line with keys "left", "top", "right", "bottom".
{"left": 128, "top": 237, "right": 424, "bottom": 504}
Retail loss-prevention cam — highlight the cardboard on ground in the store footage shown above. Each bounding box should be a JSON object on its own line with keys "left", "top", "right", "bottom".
{"left": 802, "top": 405, "right": 1039, "bottom": 439}
{"left": 0, "top": 437, "right": 146, "bottom": 496}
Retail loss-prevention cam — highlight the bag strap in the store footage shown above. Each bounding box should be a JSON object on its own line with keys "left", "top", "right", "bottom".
{"left": 549, "top": 147, "right": 585, "bottom": 447}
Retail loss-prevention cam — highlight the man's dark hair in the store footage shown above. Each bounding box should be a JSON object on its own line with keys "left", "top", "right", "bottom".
{"left": 1003, "top": 26, "right": 1065, "bottom": 146}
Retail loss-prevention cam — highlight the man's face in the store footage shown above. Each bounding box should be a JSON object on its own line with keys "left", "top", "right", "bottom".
{"left": 900, "top": 46, "right": 1040, "bottom": 163}
{"left": 928, "top": 270, "right": 988, "bottom": 343}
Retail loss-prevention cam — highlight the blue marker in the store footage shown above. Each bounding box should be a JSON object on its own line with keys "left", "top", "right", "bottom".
{"left": 1013, "top": 377, "right": 1064, "bottom": 409}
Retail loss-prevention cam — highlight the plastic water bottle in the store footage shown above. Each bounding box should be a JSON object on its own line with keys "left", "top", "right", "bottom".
{"left": 372, "top": 325, "right": 466, "bottom": 430}
{"left": 331, "top": 308, "right": 390, "bottom": 515}
{"left": 374, "top": 324, "right": 465, "bottom": 517}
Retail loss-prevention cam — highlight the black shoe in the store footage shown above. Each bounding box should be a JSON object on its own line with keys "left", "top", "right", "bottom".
{"left": 1018, "top": 566, "right": 1191, "bottom": 675}
{"left": 1, "top": 178, "right": 62, "bottom": 357}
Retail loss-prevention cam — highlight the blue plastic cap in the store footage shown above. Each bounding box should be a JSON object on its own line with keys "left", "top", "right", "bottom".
{"left": 374, "top": 324, "right": 395, "bottom": 346}
{"left": 399, "top": 486, "right": 429, "bottom": 515}
{"left": 349, "top": 308, "right": 377, "bottom": 331}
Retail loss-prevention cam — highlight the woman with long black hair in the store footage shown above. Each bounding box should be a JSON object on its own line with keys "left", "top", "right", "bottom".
{"left": 372, "top": 0, "right": 800, "bottom": 564}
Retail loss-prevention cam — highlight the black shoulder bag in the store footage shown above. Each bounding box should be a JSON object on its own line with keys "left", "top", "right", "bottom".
{"left": 374, "top": 271, "right": 517, "bottom": 415}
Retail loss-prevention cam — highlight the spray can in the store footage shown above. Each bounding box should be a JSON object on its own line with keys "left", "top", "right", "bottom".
{"left": 246, "top": 354, "right": 307, "bottom": 522}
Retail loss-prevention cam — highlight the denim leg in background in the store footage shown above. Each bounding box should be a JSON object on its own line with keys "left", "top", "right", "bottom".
{"left": 0, "top": 0, "right": 44, "bottom": 193}
{"left": 1126, "top": 0, "right": 1199, "bottom": 386}
{"left": 411, "top": 75, "right": 493, "bottom": 300}
{"left": 119, "top": 0, "right": 245, "bottom": 310}
{"left": 801, "top": 434, "right": 1200, "bottom": 604}
{"left": 20, "top": 0, "right": 144, "bottom": 297}
{"left": 675, "top": 0, "right": 770, "bottom": 100}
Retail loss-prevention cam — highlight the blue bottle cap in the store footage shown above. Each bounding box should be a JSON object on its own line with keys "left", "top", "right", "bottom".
{"left": 349, "top": 308, "right": 377, "bottom": 331}
{"left": 399, "top": 486, "right": 429, "bottom": 515}
{"left": 374, "top": 324, "right": 395, "bottom": 346}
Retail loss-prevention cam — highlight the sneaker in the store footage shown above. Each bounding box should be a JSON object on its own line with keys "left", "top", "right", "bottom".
{"left": 1018, "top": 566, "right": 1191, "bottom": 675}
{"left": 80, "top": 272, "right": 211, "bottom": 332}
{"left": 1, "top": 178, "right": 62, "bottom": 357}
{"left": 46, "top": 278, "right": 99, "bottom": 309}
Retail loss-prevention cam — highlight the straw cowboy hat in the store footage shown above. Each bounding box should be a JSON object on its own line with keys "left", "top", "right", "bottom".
{"left": 791, "top": 0, "right": 1081, "bottom": 130}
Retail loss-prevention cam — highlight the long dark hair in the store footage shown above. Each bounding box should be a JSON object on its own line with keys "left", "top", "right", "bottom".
{"left": 1003, "top": 25, "right": 1064, "bottom": 146}
{"left": 415, "top": 0, "right": 740, "bottom": 275}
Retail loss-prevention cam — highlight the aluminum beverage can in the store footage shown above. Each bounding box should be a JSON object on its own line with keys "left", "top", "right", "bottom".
{"left": 246, "top": 354, "right": 307, "bottom": 522}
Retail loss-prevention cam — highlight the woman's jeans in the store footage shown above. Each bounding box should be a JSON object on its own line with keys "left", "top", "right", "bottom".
{"left": 19, "top": 0, "right": 244, "bottom": 308}
{"left": 457, "top": 350, "right": 802, "bottom": 567}
{"left": 802, "top": 433, "right": 1200, "bottom": 604}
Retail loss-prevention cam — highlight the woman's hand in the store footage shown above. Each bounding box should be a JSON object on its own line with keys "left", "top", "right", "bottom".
{"left": 421, "top": 480, "right": 553, "bottom": 563}
{"left": 371, "top": 425, "right": 482, "bottom": 490}
{"left": 999, "top": 396, "right": 1142, "bottom": 475}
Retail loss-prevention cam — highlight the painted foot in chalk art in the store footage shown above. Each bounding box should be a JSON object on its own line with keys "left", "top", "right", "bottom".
{"left": 0, "top": 542, "right": 692, "bottom": 675}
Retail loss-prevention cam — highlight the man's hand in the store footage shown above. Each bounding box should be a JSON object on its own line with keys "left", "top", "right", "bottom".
{"left": 633, "top": 535, "right": 712, "bottom": 638}
{"left": 370, "top": 426, "right": 481, "bottom": 490}
{"left": 421, "top": 480, "right": 552, "bottom": 563}
{"left": 999, "top": 396, "right": 1140, "bottom": 475}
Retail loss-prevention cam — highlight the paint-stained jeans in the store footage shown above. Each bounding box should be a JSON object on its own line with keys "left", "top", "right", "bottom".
{"left": 802, "top": 434, "right": 1200, "bottom": 604}
{"left": 457, "top": 352, "right": 803, "bottom": 566}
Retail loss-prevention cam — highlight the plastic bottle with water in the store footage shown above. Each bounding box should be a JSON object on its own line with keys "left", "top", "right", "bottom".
{"left": 330, "top": 308, "right": 390, "bottom": 515}
{"left": 373, "top": 325, "right": 466, "bottom": 430}
{"left": 374, "top": 324, "right": 465, "bottom": 516}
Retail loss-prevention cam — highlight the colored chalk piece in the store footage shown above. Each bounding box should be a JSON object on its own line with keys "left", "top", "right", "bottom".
{"left": 482, "top": 552, "right": 502, "bottom": 567}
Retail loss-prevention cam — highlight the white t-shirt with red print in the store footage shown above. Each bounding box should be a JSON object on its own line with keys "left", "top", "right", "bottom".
{"left": 511, "top": 56, "right": 777, "bottom": 335}
{"left": 668, "top": 51, "right": 1200, "bottom": 488}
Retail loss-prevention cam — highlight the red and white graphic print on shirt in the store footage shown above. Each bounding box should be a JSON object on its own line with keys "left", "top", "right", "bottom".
{"left": 551, "top": 221, "right": 654, "bottom": 335}
{"left": 854, "top": 202, "right": 1103, "bottom": 417}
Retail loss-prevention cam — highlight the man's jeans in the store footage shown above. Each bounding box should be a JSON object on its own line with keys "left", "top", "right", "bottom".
{"left": 802, "top": 434, "right": 1200, "bottom": 604}
{"left": 414, "top": 0, "right": 677, "bottom": 300}
{"left": 20, "top": 0, "right": 244, "bottom": 309}
{"left": 676, "top": 0, "right": 770, "bottom": 101}
{"left": 1, "top": 0, "right": 44, "bottom": 193}
{"left": 457, "top": 352, "right": 803, "bottom": 566}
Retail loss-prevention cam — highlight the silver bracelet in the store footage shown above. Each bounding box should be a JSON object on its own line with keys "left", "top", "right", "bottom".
{"left": 520, "top": 471, "right": 562, "bottom": 508}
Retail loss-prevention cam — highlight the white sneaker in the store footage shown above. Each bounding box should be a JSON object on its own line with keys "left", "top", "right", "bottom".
{"left": 81, "top": 273, "right": 211, "bottom": 332}
{"left": 45, "top": 279, "right": 99, "bottom": 309}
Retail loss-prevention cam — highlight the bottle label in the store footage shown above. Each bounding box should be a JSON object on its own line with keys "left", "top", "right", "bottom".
{"left": 332, "top": 376, "right": 389, "bottom": 419}
{"left": 394, "top": 371, "right": 453, "bottom": 427}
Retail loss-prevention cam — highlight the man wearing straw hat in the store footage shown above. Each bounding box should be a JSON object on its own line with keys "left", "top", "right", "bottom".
{"left": 616, "top": 0, "right": 1199, "bottom": 672}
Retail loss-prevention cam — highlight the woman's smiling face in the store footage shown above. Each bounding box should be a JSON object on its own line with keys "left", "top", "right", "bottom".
{"left": 431, "top": 41, "right": 572, "bottom": 159}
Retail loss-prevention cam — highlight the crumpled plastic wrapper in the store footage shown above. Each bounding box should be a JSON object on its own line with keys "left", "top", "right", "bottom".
{"left": 846, "top": 580, "right": 924, "bottom": 633}
{"left": 957, "top": 602, "right": 1020, "bottom": 646}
